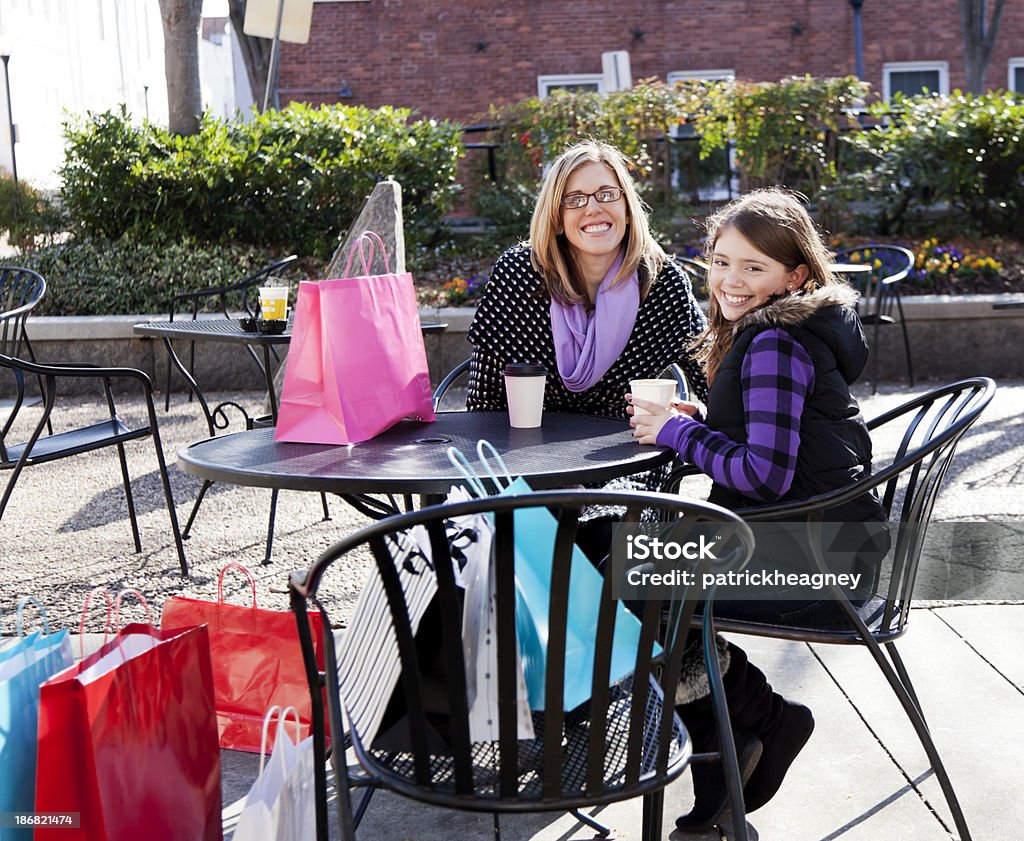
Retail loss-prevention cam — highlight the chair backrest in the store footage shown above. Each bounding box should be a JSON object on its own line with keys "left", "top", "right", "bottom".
{"left": 832, "top": 245, "right": 915, "bottom": 321}
{"left": 290, "top": 488, "right": 753, "bottom": 831}
{"left": 168, "top": 254, "right": 299, "bottom": 321}
{"left": 738, "top": 377, "right": 995, "bottom": 639}
{"left": 676, "top": 256, "right": 708, "bottom": 298}
{"left": 0, "top": 266, "right": 47, "bottom": 357}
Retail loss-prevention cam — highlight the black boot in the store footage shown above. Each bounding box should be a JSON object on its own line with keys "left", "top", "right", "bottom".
{"left": 720, "top": 643, "right": 814, "bottom": 814}
{"left": 675, "top": 641, "right": 814, "bottom": 829}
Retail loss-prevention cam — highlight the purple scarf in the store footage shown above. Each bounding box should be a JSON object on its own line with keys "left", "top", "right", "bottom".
{"left": 550, "top": 250, "right": 640, "bottom": 392}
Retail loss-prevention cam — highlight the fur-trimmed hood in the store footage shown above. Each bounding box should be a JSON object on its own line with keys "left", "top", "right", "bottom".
{"left": 731, "top": 283, "right": 867, "bottom": 385}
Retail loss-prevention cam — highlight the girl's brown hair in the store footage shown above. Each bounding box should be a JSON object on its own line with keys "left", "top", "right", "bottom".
{"left": 529, "top": 139, "right": 665, "bottom": 304}
{"left": 693, "top": 188, "right": 838, "bottom": 382}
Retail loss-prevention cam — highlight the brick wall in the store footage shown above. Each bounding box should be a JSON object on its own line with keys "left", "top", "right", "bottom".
{"left": 278, "top": 0, "right": 1024, "bottom": 124}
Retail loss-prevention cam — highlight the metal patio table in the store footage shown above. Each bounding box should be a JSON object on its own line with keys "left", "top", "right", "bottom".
{"left": 178, "top": 411, "right": 673, "bottom": 509}
{"left": 134, "top": 318, "right": 291, "bottom": 435}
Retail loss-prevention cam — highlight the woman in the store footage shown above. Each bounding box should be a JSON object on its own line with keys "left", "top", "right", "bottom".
{"left": 467, "top": 139, "right": 707, "bottom": 419}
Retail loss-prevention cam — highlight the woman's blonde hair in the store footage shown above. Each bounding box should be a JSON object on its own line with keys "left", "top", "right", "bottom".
{"left": 529, "top": 139, "right": 665, "bottom": 304}
{"left": 693, "top": 188, "right": 838, "bottom": 383}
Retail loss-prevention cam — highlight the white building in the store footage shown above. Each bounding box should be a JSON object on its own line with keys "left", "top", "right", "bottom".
{"left": 0, "top": 0, "right": 248, "bottom": 192}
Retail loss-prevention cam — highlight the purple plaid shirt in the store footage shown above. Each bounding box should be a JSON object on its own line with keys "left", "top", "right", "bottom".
{"left": 656, "top": 329, "right": 815, "bottom": 502}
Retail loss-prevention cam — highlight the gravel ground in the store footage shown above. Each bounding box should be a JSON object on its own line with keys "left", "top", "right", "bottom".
{"left": 2, "top": 377, "right": 1022, "bottom": 634}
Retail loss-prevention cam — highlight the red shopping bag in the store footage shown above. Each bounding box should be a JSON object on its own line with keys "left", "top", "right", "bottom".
{"left": 161, "top": 563, "right": 327, "bottom": 752}
{"left": 34, "top": 621, "right": 222, "bottom": 841}
{"left": 274, "top": 231, "right": 435, "bottom": 444}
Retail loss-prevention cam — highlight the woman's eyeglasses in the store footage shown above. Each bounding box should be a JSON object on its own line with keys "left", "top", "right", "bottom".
{"left": 560, "top": 187, "right": 624, "bottom": 209}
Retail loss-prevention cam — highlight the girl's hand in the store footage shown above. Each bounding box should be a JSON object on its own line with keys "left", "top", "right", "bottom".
{"left": 626, "top": 394, "right": 677, "bottom": 445}
{"left": 669, "top": 399, "right": 702, "bottom": 417}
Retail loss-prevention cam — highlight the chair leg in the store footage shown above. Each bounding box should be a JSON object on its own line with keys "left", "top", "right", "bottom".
{"left": 115, "top": 442, "right": 143, "bottom": 553}
{"left": 182, "top": 480, "right": 214, "bottom": 539}
{"left": 492, "top": 812, "right": 500, "bottom": 841}
{"left": 896, "top": 296, "right": 914, "bottom": 385}
{"left": 320, "top": 492, "right": 331, "bottom": 521}
{"left": 263, "top": 489, "right": 279, "bottom": 564}
{"left": 640, "top": 790, "right": 664, "bottom": 841}
{"left": 569, "top": 808, "right": 610, "bottom": 836}
{"left": 865, "top": 639, "right": 973, "bottom": 840}
{"left": 886, "top": 641, "right": 926, "bottom": 723}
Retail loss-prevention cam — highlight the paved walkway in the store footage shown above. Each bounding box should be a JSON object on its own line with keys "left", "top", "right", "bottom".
{"left": 3, "top": 377, "right": 1022, "bottom": 840}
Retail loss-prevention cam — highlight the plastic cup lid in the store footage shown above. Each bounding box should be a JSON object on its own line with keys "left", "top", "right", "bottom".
{"left": 504, "top": 363, "right": 547, "bottom": 376}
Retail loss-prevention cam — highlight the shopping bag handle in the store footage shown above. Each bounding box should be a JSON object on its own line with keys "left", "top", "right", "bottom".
{"left": 16, "top": 595, "right": 50, "bottom": 637}
{"left": 217, "top": 563, "right": 258, "bottom": 609}
{"left": 79, "top": 586, "right": 114, "bottom": 659}
{"left": 113, "top": 588, "right": 153, "bottom": 629}
{"left": 342, "top": 231, "right": 390, "bottom": 278}
{"left": 446, "top": 445, "right": 489, "bottom": 498}
{"left": 476, "top": 439, "right": 514, "bottom": 493}
{"left": 259, "top": 705, "right": 302, "bottom": 777}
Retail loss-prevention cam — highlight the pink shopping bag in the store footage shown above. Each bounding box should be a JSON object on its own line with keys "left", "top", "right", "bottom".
{"left": 274, "top": 231, "right": 435, "bottom": 445}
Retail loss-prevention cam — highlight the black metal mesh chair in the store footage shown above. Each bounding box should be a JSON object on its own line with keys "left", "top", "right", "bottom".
{"left": 0, "top": 353, "right": 188, "bottom": 575}
{"left": 665, "top": 377, "right": 995, "bottom": 841}
{"left": 676, "top": 256, "right": 709, "bottom": 299}
{"left": 832, "top": 245, "right": 916, "bottom": 392}
{"left": 164, "top": 254, "right": 299, "bottom": 410}
{"left": 290, "top": 488, "right": 756, "bottom": 841}
{"left": 1, "top": 266, "right": 48, "bottom": 425}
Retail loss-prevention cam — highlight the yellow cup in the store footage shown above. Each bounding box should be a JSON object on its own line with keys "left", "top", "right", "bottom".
{"left": 258, "top": 286, "right": 288, "bottom": 321}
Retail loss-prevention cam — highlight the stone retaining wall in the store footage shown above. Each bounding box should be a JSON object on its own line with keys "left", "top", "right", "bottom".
{"left": 6, "top": 295, "right": 1023, "bottom": 397}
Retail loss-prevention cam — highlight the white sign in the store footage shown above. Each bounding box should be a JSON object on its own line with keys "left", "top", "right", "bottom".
{"left": 243, "top": 0, "right": 314, "bottom": 45}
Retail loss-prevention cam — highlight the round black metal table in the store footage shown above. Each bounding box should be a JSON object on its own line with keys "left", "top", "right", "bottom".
{"left": 177, "top": 411, "right": 672, "bottom": 504}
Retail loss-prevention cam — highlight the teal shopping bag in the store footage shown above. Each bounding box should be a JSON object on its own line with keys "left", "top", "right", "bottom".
{"left": 0, "top": 598, "right": 73, "bottom": 835}
{"left": 499, "top": 476, "right": 659, "bottom": 711}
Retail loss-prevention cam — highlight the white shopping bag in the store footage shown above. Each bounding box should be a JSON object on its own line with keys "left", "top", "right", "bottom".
{"left": 233, "top": 706, "right": 316, "bottom": 841}
{"left": 446, "top": 483, "right": 534, "bottom": 742}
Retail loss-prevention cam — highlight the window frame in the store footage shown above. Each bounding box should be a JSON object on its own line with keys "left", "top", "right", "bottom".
{"left": 666, "top": 69, "right": 736, "bottom": 85}
{"left": 1009, "top": 58, "right": 1024, "bottom": 93}
{"left": 883, "top": 61, "right": 949, "bottom": 101}
{"left": 537, "top": 74, "right": 605, "bottom": 99}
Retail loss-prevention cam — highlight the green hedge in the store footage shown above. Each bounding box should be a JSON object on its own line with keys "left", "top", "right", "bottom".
{"left": 17, "top": 235, "right": 287, "bottom": 316}
{"left": 59, "top": 104, "right": 464, "bottom": 262}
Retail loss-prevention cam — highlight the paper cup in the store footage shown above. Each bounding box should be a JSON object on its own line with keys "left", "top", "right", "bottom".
{"left": 258, "top": 286, "right": 289, "bottom": 321}
{"left": 503, "top": 363, "right": 547, "bottom": 428}
{"left": 629, "top": 378, "right": 677, "bottom": 416}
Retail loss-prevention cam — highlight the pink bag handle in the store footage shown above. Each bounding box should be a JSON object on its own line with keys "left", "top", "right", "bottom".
{"left": 112, "top": 588, "right": 153, "bottom": 629}
{"left": 79, "top": 586, "right": 114, "bottom": 659}
{"left": 218, "top": 562, "right": 258, "bottom": 609}
{"left": 341, "top": 231, "right": 391, "bottom": 278}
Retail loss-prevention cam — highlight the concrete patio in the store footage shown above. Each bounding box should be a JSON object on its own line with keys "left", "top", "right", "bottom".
{"left": 2, "top": 378, "right": 1022, "bottom": 841}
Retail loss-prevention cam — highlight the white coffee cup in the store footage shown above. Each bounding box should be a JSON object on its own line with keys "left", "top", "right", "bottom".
{"left": 503, "top": 363, "right": 547, "bottom": 428}
{"left": 258, "top": 286, "right": 289, "bottom": 321}
{"left": 629, "top": 378, "right": 677, "bottom": 416}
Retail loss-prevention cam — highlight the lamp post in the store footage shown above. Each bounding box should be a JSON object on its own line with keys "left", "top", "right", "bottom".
{"left": 848, "top": 0, "right": 865, "bottom": 81}
{"left": 0, "top": 26, "right": 17, "bottom": 188}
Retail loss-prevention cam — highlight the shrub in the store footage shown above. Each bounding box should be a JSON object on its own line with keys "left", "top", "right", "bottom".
{"left": 59, "top": 104, "right": 465, "bottom": 262}
{"left": 837, "top": 91, "right": 1024, "bottom": 236}
{"left": 16, "top": 234, "right": 288, "bottom": 316}
{"left": 0, "top": 175, "right": 65, "bottom": 248}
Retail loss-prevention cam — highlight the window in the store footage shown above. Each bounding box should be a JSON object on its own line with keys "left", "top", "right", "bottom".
{"left": 1010, "top": 58, "right": 1024, "bottom": 94}
{"left": 537, "top": 75, "right": 604, "bottom": 98}
{"left": 666, "top": 69, "right": 735, "bottom": 85}
{"left": 883, "top": 62, "right": 948, "bottom": 100}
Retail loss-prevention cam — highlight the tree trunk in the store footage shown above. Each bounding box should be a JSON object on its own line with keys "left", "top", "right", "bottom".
{"left": 228, "top": 0, "right": 272, "bottom": 112}
{"left": 158, "top": 0, "right": 204, "bottom": 135}
{"left": 959, "top": 0, "right": 1008, "bottom": 94}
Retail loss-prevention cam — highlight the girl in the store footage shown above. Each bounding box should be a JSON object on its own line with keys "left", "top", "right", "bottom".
{"left": 630, "top": 188, "right": 887, "bottom": 830}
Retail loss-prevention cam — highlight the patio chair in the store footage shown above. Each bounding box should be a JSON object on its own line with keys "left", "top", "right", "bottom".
{"left": 664, "top": 376, "right": 995, "bottom": 841}
{"left": 832, "top": 245, "right": 916, "bottom": 392}
{"left": 676, "top": 256, "right": 709, "bottom": 298}
{"left": 289, "top": 488, "right": 756, "bottom": 841}
{"left": 432, "top": 358, "right": 690, "bottom": 412}
{"left": 164, "top": 254, "right": 299, "bottom": 410}
{"left": 0, "top": 266, "right": 49, "bottom": 427}
{"left": 0, "top": 353, "right": 189, "bottom": 576}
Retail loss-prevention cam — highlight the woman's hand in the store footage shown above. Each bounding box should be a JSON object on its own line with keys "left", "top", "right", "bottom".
{"left": 626, "top": 394, "right": 678, "bottom": 445}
